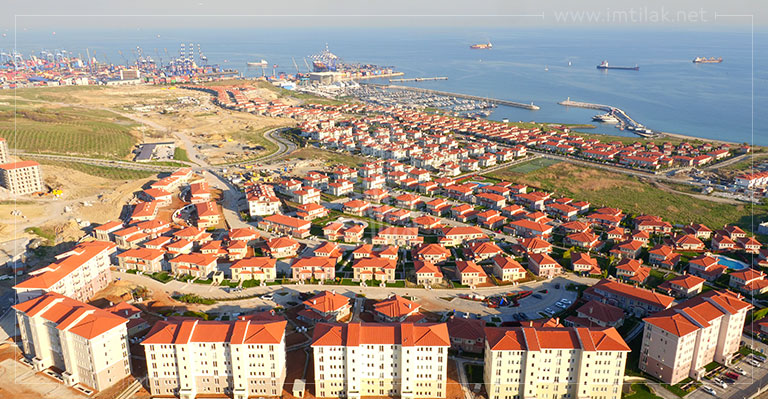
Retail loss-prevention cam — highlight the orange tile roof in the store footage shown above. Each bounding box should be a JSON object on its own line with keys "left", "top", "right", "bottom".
{"left": 587, "top": 279, "right": 674, "bottom": 308}
{"left": 117, "top": 247, "right": 165, "bottom": 261}
{"left": 303, "top": 291, "right": 350, "bottom": 313}
{"left": 456, "top": 260, "right": 486, "bottom": 275}
{"left": 14, "top": 241, "right": 116, "bottom": 290}
{"left": 291, "top": 256, "right": 336, "bottom": 269}
{"left": 352, "top": 257, "right": 396, "bottom": 270}
{"left": 14, "top": 292, "right": 127, "bottom": 339}
{"left": 312, "top": 322, "right": 450, "bottom": 347}
{"left": 142, "top": 319, "right": 286, "bottom": 344}
{"left": 414, "top": 261, "right": 443, "bottom": 277}
{"left": 486, "top": 326, "right": 630, "bottom": 351}
{"left": 0, "top": 160, "right": 39, "bottom": 170}
{"left": 373, "top": 295, "right": 421, "bottom": 319}
{"left": 230, "top": 257, "right": 276, "bottom": 270}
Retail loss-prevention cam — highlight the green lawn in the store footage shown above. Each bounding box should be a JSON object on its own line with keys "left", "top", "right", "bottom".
{"left": 624, "top": 383, "right": 662, "bottom": 399}
{"left": 0, "top": 103, "right": 138, "bottom": 158}
{"left": 174, "top": 147, "right": 190, "bottom": 162}
{"left": 486, "top": 161, "right": 768, "bottom": 232}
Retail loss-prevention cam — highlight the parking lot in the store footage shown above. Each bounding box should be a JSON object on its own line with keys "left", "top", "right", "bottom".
{"left": 687, "top": 354, "right": 768, "bottom": 399}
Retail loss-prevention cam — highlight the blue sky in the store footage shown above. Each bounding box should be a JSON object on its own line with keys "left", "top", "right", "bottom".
{"left": 1, "top": 0, "right": 765, "bottom": 34}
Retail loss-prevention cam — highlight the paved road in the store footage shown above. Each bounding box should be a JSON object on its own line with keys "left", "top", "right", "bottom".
{"left": 116, "top": 271, "right": 588, "bottom": 322}
{"left": 687, "top": 356, "right": 768, "bottom": 399}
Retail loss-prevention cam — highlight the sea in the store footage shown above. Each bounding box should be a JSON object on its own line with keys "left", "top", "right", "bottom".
{"left": 8, "top": 27, "right": 768, "bottom": 145}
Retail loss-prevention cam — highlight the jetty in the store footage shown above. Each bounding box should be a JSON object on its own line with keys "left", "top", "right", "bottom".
{"left": 364, "top": 83, "right": 540, "bottom": 110}
{"left": 389, "top": 76, "right": 448, "bottom": 83}
{"left": 558, "top": 98, "right": 658, "bottom": 137}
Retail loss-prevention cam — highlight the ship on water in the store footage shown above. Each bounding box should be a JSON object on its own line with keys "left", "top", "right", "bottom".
{"left": 592, "top": 113, "right": 620, "bottom": 123}
{"left": 693, "top": 57, "right": 723, "bottom": 63}
{"left": 470, "top": 42, "right": 492, "bottom": 49}
{"left": 596, "top": 61, "right": 639, "bottom": 70}
{"left": 247, "top": 59, "right": 268, "bottom": 67}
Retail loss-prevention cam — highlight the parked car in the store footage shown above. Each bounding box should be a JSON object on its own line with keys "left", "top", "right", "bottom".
{"left": 751, "top": 354, "right": 767, "bottom": 363}
{"left": 261, "top": 293, "right": 274, "bottom": 301}
{"left": 712, "top": 378, "right": 727, "bottom": 389}
{"left": 532, "top": 293, "right": 543, "bottom": 299}
{"left": 560, "top": 298, "right": 573, "bottom": 304}
{"left": 543, "top": 307, "right": 555, "bottom": 316}
{"left": 732, "top": 367, "right": 746, "bottom": 376}
{"left": 701, "top": 386, "right": 716, "bottom": 396}
{"left": 724, "top": 372, "right": 739, "bottom": 380}
{"left": 748, "top": 359, "right": 761, "bottom": 367}
{"left": 556, "top": 302, "right": 568, "bottom": 309}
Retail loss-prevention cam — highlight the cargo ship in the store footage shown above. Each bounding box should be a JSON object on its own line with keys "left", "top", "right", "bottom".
{"left": 470, "top": 42, "right": 492, "bottom": 49}
{"left": 596, "top": 61, "right": 639, "bottom": 70}
{"left": 693, "top": 57, "right": 723, "bottom": 63}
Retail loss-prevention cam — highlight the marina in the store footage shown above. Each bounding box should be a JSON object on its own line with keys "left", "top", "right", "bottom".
{"left": 363, "top": 83, "right": 540, "bottom": 110}
{"left": 340, "top": 84, "right": 498, "bottom": 117}
{"left": 558, "top": 98, "right": 659, "bottom": 138}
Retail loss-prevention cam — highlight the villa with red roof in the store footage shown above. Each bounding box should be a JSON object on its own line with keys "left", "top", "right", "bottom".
{"left": 456, "top": 260, "right": 488, "bottom": 286}
{"left": 657, "top": 274, "right": 706, "bottom": 298}
{"left": 299, "top": 291, "right": 351, "bottom": 323}
{"left": 169, "top": 253, "right": 218, "bottom": 278}
{"left": 528, "top": 253, "right": 563, "bottom": 279}
{"left": 439, "top": 226, "right": 486, "bottom": 246}
{"left": 258, "top": 214, "right": 311, "bottom": 238}
{"left": 729, "top": 268, "right": 768, "bottom": 296}
{"left": 412, "top": 243, "right": 451, "bottom": 263}
{"left": 230, "top": 257, "right": 277, "bottom": 282}
{"left": 372, "top": 226, "right": 423, "bottom": 246}
{"left": 290, "top": 257, "right": 336, "bottom": 281}
{"left": 571, "top": 252, "right": 601, "bottom": 275}
{"left": 615, "top": 258, "right": 650, "bottom": 284}
{"left": 687, "top": 254, "right": 727, "bottom": 281}
{"left": 117, "top": 247, "right": 166, "bottom": 273}
{"left": 352, "top": 257, "right": 397, "bottom": 282}
{"left": 373, "top": 295, "right": 423, "bottom": 322}
{"left": 414, "top": 260, "right": 444, "bottom": 286}
{"left": 492, "top": 256, "right": 526, "bottom": 282}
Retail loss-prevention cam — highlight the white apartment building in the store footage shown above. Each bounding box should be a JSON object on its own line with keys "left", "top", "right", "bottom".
{"left": 14, "top": 292, "right": 132, "bottom": 392}
{"left": 14, "top": 240, "right": 117, "bottom": 303}
{"left": 484, "top": 326, "right": 630, "bottom": 399}
{"left": 0, "top": 160, "right": 44, "bottom": 195}
{"left": 142, "top": 318, "right": 287, "bottom": 399}
{"left": 312, "top": 322, "right": 450, "bottom": 399}
{"left": 247, "top": 183, "right": 281, "bottom": 217}
{"left": 639, "top": 290, "right": 751, "bottom": 384}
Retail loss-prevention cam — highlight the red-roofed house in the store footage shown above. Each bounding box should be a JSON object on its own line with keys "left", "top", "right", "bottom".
{"left": 527, "top": 253, "right": 563, "bottom": 279}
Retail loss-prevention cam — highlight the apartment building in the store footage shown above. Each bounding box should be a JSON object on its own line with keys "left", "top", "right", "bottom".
{"left": 484, "top": 326, "right": 630, "bottom": 399}
{"left": 312, "top": 322, "right": 450, "bottom": 399}
{"left": 14, "top": 292, "right": 131, "bottom": 392}
{"left": 639, "top": 290, "right": 751, "bottom": 384}
{"left": 583, "top": 279, "right": 674, "bottom": 317}
{"left": 247, "top": 183, "right": 281, "bottom": 217}
{"left": 117, "top": 247, "right": 166, "bottom": 273}
{"left": 0, "top": 160, "right": 44, "bottom": 195}
{"left": 142, "top": 318, "right": 287, "bottom": 399}
{"left": 14, "top": 240, "right": 117, "bottom": 303}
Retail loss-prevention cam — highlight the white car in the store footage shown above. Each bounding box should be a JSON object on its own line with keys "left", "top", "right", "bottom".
{"left": 560, "top": 298, "right": 572, "bottom": 304}
{"left": 261, "top": 293, "right": 274, "bottom": 301}
{"left": 712, "top": 378, "right": 727, "bottom": 389}
{"left": 701, "top": 386, "right": 716, "bottom": 396}
{"left": 747, "top": 359, "right": 761, "bottom": 367}
{"left": 556, "top": 302, "right": 568, "bottom": 309}
{"left": 543, "top": 307, "right": 555, "bottom": 315}
{"left": 733, "top": 367, "right": 746, "bottom": 376}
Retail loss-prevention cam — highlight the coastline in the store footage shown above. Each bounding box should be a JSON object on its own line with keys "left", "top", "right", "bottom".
{"left": 659, "top": 131, "right": 738, "bottom": 145}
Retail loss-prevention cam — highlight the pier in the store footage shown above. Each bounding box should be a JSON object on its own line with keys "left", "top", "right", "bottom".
{"left": 389, "top": 76, "right": 448, "bottom": 83}
{"left": 558, "top": 98, "right": 658, "bottom": 137}
{"left": 364, "top": 83, "right": 540, "bottom": 110}
{"left": 344, "top": 72, "right": 404, "bottom": 81}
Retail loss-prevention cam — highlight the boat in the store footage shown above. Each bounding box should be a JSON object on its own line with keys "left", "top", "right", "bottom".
{"left": 568, "top": 60, "right": 572, "bottom": 66}
{"left": 596, "top": 60, "right": 639, "bottom": 70}
{"left": 544, "top": 65, "right": 549, "bottom": 71}
{"left": 470, "top": 42, "right": 492, "bottom": 49}
{"left": 592, "top": 113, "right": 620, "bottom": 123}
{"left": 247, "top": 59, "right": 268, "bottom": 67}
{"left": 693, "top": 57, "right": 723, "bottom": 63}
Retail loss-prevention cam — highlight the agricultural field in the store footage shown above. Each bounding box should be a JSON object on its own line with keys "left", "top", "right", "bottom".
{"left": 486, "top": 161, "right": 768, "bottom": 232}
{"left": 0, "top": 103, "right": 138, "bottom": 158}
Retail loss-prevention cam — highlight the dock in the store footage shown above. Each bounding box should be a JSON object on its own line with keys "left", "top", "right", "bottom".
{"left": 344, "top": 72, "right": 404, "bottom": 81}
{"left": 389, "top": 77, "right": 448, "bottom": 83}
{"left": 364, "top": 83, "right": 540, "bottom": 110}
{"left": 558, "top": 98, "right": 658, "bottom": 137}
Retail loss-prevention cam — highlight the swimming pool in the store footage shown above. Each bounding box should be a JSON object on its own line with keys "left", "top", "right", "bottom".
{"left": 714, "top": 255, "right": 750, "bottom": 271}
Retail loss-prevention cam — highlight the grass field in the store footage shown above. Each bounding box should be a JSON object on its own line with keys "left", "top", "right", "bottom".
{"left": 287, "top": 147, "right": 369, "bottom": 167}
{"left": 500, "top": 158, "right": 561, "bottom": 174}
{"left": 624, "top": 384, "right": 663, "bottom": 399}
{"left": 34, "top": 159, "right": 156, "bottom": 180}
{"left": 486, "top": 161, "right": 768, "bottom": 231}
{"left": 173, "top": 147, "right": 190, "bottom": 162}
{"left": 234, "top": 125, "right": 283, "bottom": 156}
{"left": 10, "top": 85, "right": 106, "bottom": 103}
{"left": 0, "top": 104, "right": 138, "bottom": 158}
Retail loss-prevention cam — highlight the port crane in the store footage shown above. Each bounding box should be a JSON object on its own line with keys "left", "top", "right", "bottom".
{"left": 303, "top": 58, "right": 311, "bottom": 73}
{"left": 292, "top": 57, "right": 300, "bottom": 74}
{"left": 117, "top": 50, "right": 128, "bottom": 65}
